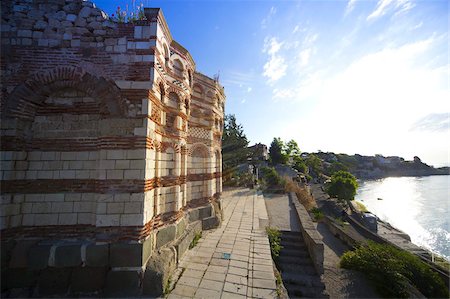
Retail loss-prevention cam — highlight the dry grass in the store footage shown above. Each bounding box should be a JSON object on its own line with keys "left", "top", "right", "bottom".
{"left": 284, "top": 177, "right": 317, "bottom": 211}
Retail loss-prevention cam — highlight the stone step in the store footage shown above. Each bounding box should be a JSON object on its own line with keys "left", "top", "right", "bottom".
{"left": 281, "top": 272, "right": 324, "bottom": 288}
{"left": 284, "top": 282, "right": 327, "bottom": 298}
{"left": 278, "top": 255, "right": 314, "bottom": 266}
{"left": 280, "top": 240, "right": 307, "bottom": 250}
{"left": 278, "top": 262, "right": 317, "bottom": 275}
{"left": 279, "top": 247, "right": 310, "bottom": 258}
{"left": 280, "top": 231, "right": 304, "bottom": 240}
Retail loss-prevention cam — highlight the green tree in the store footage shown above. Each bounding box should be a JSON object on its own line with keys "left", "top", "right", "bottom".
{"left": 305, "top": 154, "right": 323, "bottom": 178}
{"left": 221, "top": 114, "right": 249, "bottom": 172}
{"left": 326, "top": 170, "right": 358, "bottom": 202}
{"left": 285, "top": 139, "right": 301, "bottom": 157}
{"left": 269, "top": 137, "right": 288, "bottom": 165}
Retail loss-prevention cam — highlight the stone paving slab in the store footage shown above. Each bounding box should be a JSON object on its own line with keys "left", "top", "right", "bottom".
{"left": 168, "top": 188, "right": 277, "bottom": 298}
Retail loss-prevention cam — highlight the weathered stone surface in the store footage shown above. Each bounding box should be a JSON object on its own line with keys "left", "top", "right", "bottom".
{"left": 27, "top": 244, "right": 51, "bottom": 270}
{"left": 142, "top": 237, "right": 153, "bottom": 265}
{"left": 143, "top": 248, "right": 176, "bottom": 296}
{"left": 202, "top": 216, "right": 219, "bottom": 230}
{"left": 175, "top": 221, "right": 202, "bottom": 262}
{"left": 199, "top": 205, "right": 213, "bottom": 219}
{"left": 176, "top": 218, "right": 186, "bottom": 239}
{"left": 104, "top": 270, "right": 142, "bottom": 297}
{"left": 79, "top": 6, "right": 91, "bottom": 18}
{"left": 85, "top": 243, "right": 109, "bottom": 267}
{"left": 189, "top": 205, "right": 213, "bottom": 222}
{"left": 38, "top": 267, "right": 72, "bottom": 296}
{"left": 156, "top": 224, "right": 176, "bottom": 248}
{"left": 54, "top": 10, "right": 66, "bottom": 21}
{"left": 54, "top": 244, "right": 82, "bottom": 267}
{"left": 70, "top": 267, "right": 107, "bottom": 293}
{"left": 110, "top": 242, "right": 143, "bottom": 267}
{"left": 66, "top": 13, "right": 77, "bottom": 22}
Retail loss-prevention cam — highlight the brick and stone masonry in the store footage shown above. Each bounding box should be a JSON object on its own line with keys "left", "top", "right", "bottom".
{"left": 0, "top": 0, "right": 225, "bottom": 296}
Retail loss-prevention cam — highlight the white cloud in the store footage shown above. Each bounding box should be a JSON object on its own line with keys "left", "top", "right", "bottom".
{"left": 241, "top": 98, "right": 247, "bottom": 104}
{"left": 262, "top": 37, "right": 287, "bottom": 82}
{"left": 345, "top": 0, "right": 357, "bottom": 16}
{"left": 298, "top": 48, "right": 312, "bottom": 67}
{"left": 293, "top": 25, "right": 300, "bottom": 34}
{"left": 261, "top": 6, "right": 277, "bottom": 29}
{"left": 247, "top": 87, "right": 252, "bottom": 92}
{"left": 263, "top": 55, "right": 287, "bottom": 82}
{"left": 263, "top": 37, "right": 283, "bottom": 55}
{"left": 367, "top": 0, "right": 415, "bottom": 21}
{"left": 291, "top": 37, "right": 448, "bottom": 163}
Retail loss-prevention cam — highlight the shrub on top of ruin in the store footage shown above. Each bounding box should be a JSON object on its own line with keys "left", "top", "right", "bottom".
{"left": 111, "top": 2, "right": 147, "bottom": 23}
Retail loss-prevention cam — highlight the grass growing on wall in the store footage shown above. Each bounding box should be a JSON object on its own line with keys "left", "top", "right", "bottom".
{"left": 340, "top": 241, "right": 449, "bottom": 298}
{"left": 189, "top": 232, "right": 202, "bottom": 249}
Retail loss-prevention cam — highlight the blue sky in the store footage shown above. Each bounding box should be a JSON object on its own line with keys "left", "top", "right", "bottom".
{"left": 94, "top": 0, "right": 449, "bottom": 167}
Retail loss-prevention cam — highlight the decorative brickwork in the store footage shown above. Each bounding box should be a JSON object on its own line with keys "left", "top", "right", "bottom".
{"left": 1, "top": 4, "right": 225, "bottom": 295}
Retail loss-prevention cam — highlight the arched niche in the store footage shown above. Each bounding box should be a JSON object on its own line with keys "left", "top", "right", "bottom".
{"left": 5, "top": 67, "right": 124, "bottom": 121}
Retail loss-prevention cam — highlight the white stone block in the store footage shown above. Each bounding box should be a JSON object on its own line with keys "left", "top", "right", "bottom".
{"left": 120, "top": 214, "right": 144, "bottom": 226}
{"left": 73, "top": 201, "right": 93, "bottom": 213}
{"left": 124, "top": 202, "right": 142, "bottom": 214}
{"left": 78, "top": 213, "right": 94, "bottom": 225}
{"left": 22, "top": 214, "right": 34, "bottom": 226}
{"left": 107, "top": 202, "right": 124, "bottom": 214}
{"left": 34, "top": 213, "right": 58, "bottom": 225}
{"left": 115, "top": 160, "right": 130, "bottom": 169}
{"left": 52, "top": 202, "right": 73, "bottom": 213}
{"left": 96, "top": 214, "right": 120, "bottom": 226}
{"left": 107, "top": 170, "right": 123, "bottom": 179}
{"left": 58, "top": 213, "right": 77, "bottom": 225}
{"left": 124, "top": 169, "right": 141, "bottom": 179}
{"left": 107, "top": 150, "right": 125, "bottom": 160}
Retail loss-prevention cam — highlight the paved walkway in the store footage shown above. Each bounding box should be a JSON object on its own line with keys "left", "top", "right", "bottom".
{"left": 168, "top": 188, "right": 277, "bottom": 299}
{"left": 264, "top": 193, "right": 301, "bottom": 232}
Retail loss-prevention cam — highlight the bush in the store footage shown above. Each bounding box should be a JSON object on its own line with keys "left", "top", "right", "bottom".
{"left": 326, "top": 170, "right": 358, "bottom": 202}
{"left": 261, "top": 167, "right": 286, "bottom": 190}
{"left": 310, "top": 207, "right": 324, "bottom": 221}
{"left": 284, "top": 177, "right": 317, "bottom": 210}
{"left": 266, "top": 227, "right": 283, "bottom": 258}
{"left": 340, "top": 242, "right": 449, "bottom": 298}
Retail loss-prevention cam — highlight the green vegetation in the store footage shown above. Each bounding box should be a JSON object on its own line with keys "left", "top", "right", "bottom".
{"left": 354, "top": 200, "right": 368, "bottom": 212}
{"left": 326, "top": 171, "right": 358, "bottom": 202}
{"left": 222, "top": 114, "right": 249, "bottom": 185}
{"left": 340, "top": 242, "right": 449, "bottom": 298}
{"left": 266, "top": 227, "right": 283, "bottom": 258}
{"left": 189, "top": 231, "right": 202, "bottom": 249}
{"left": 310, "top": 207, "right": 324, "bottom": 221}
{"left": 163, "top": 275, "right": 172, "bottom": 296}
{"left": 275, "top": 270, "right": 283, "bottom": 297}
{"left": 260, "top": 167, "right": 286, "bottom": 191}
{"left": 269, "top": 137, "right": 288, "bottom": 165}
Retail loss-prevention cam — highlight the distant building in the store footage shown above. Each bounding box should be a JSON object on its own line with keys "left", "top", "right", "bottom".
{"left": 248, "top": 143, "right": 268, "bottom": 161}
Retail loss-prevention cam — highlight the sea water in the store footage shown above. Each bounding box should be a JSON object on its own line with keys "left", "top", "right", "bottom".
{"left": 355, "top": 175, "right": 450, "bottom": 260}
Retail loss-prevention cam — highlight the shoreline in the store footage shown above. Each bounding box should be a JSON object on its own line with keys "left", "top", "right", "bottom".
{"left": 311, "top": 183, "right": 450, "bottom": 267}
{"left": 356, "top": 172, "right": 449, "bottom": 181}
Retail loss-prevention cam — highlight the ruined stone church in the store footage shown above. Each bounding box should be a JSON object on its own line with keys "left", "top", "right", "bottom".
{"left": 1, "top": 0, "right": 225, "bottom": 296}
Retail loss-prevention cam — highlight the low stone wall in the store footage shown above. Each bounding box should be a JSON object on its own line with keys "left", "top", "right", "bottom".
{"left": 1, "top": 203, "right": 220, "bottom": 297}
{"left": 289, "top": 192, "right": 324, "bottom": 274}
